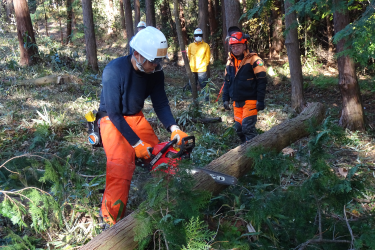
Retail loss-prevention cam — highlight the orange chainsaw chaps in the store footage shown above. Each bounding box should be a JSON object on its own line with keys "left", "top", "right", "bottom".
{"left": 233, "top": 100, "right": 257, "bottom": 124}
{"left": 99, "top": 112, "right": 159, "bottom": 225}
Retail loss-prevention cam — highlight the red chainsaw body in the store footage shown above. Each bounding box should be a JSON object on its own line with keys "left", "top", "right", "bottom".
{"left": 150, "top": 141, "right": 180, "bottom": 174}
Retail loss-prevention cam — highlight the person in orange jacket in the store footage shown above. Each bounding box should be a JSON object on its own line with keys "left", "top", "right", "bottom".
{"left": 188, "top": 28, "right": 211, "bottom": 100}
{"left": 99, "top": 27, "right": 188, "bottom": 225}
{"left": 222, "top": 26, "right": 267, "bottom": 143}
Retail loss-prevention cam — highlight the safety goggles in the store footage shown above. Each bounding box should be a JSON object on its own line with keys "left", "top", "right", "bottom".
{"left": 194, "top": 34, "right": 203, "bottom": 37}
{"left": 148, "top": 57, "right": 164, "bottom": 64}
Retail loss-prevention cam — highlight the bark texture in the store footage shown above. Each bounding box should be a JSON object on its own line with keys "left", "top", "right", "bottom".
{"left": 179, "top": 2, "right": 188, "bottom": 46}
{"left": 198, "top": 0, "right": 209, "bottom": 43}
{"left": 208, "top": 0, "right": 218, "bottom": 60}
{"left": 270, "top": 0, "right": 284, "bottom": 58}
{"left": 123, "top": 0, "right": 134, "bottom": 39}
{"left": 119, "top": 0, "right": 127, "bottom": 39}
{"left": 134, "top": 0, "right": 140, "bottom": 32}
{"left": 333, "top": 0, "right": 365, "bottom": 131}
{"left": 81, "top": 102, "right": 325, "bottom": 250}
{"left": 221, "top": 0, "right": 228, "bottom": 61}
{"left": 284, "top": 0, "right": 305, "bottom": 113}
{"left": 66, "top": 0, "right": 73, "bottom": 44}
{"left": 146, "top": 0, "right": 156, "bottom": 27}
{"left": 13, "top": 0, "right": 39, "bottom": 66}
{"left": 81, "top": 0, "right": 98, "bottom": 72}
{"left": 224, "top": 0, "right": 242, "bottom": 30}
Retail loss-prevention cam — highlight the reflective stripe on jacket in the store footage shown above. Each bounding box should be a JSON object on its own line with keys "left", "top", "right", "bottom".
{"left": 222, "top": 50, "right": 267, "bottom": 102}
{"left": 187, "top": 41, "right": 211, "bottom": 72}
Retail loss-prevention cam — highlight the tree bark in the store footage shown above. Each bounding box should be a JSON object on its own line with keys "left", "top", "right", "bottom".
{"left": 221, "top": 0, "right": 228, "bottom": 61}
{"left": 81, "top": 102, "right": 325, "bottom": 250}
{"left": 81, "top": 0, "right": 99, "bottom": 72}
{"left": 270, "top": 0, "right": 284, "bottom": 58}
{"left": 326, "top": 15, "right": 334, "bottom": 65}
{"left": 284, "top": 0, "right": 305, "bottom": 113}
{"left": 123, "top": 0, "right": 134, "bottom": 40}
{"left": 66, "top": 0, "right": 73, "bottom": 44}
{"left": 5, "top": 0, "right": 14, "bottom": 22}
{"left": 146, "top": 0, "right": 156, "bottom": 27}
{"left": 333, "top": 0, "right": 365, "bottom": 131}
{"left": 208, "top": 0, "right": 218, "bottom": 61}
{"left": 179, "top": 1, "right": 188, "bottom": 46}
{"left": 134, "top": 0, "right": 140, "bottom": 32}
{"left": 198, "top": 0, "right": 209, "bottom": 43}
{"left": 224, "top": 0, "right": 242, "bottom": 30}
{"left": 173, "top": 0, "right": 198, "bottom": 103}
{"left": 119, "top": 0, "right": 127, "bottom": 39}
{"left": 13, "top": 0, "right": 39, "bottom": 66}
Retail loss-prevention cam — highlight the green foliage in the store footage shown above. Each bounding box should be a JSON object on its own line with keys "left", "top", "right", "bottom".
{"left": 134, "top": 161, "right": 212, "bottom": 249}
{"left": 182, "top": 217, "right": 215, "bottom": 250}
{"left": 204, "top": 118, "right": 375, "bottom": 249}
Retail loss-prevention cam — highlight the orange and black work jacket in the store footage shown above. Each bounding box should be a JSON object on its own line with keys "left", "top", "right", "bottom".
{"left": 222, "top": 50, "right": 267, "bottom": 103}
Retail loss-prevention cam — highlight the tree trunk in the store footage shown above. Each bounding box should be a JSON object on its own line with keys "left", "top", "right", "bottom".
{"left": 284, "top": 0, "right": 305, "bottom": 113}
{"left": 221, "top": 0, "right": 227, "bottom": 61}
{"left": 134, "top": 0, "right": 140, "bottom": 32}
{"left": 208, "top": 0, "right": 218, "bottom": 61}
{"left": 81, "top": 0, "right": 99, "bottom": 72}
{"left": 198, "top": 0, "right": 209, "bottom": 43}
{"left": 123, "top": 0, "right": 134, "bottom": 39}
{"left": 81, "top": 102, "right": 325, "bottom": 250}
{"left": 271, "top": 0, "right": 284, "bottom": 59}
{"left": 13, "top": 0, "right": 39, "bottom": 66}
{"left": 179, "top": 1, "right": 188, "bottom": 46}
{"left": 146, "top": 0, "right": 156, "bottom": 27}
{"left": 119, "top": 0, "right": 127, "bottom": 39}
{"left": 224, "top": 0, "right": 242, "bottom": 30}
{"left": 5, "top": 0, "right": 14, "bottom": 22}
{"left": 173, "top": 0, "right": 197, "bottom": 103}
{"left": 333, "top": 0, "right": 365, "bottom": 131}
{"left": 66, "top": 0, "right": 73, "bottom": 44}
{"left": 326, "top": 15, "right": 334, "bottom": 65}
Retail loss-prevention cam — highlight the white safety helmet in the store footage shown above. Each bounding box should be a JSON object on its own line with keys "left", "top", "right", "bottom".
{"left": 194, "top": 28, "right": 203, "bottom": 42}
{"left": 130, "top": 26, "right": 168, "bottom": 73}
{"left": 137, "top": 21, "right": 146, "bottom": 28}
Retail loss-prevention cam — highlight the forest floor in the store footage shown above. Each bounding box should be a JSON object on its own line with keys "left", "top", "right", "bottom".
{"left": 1, "top": 23, "right": 375, "bottom": 249}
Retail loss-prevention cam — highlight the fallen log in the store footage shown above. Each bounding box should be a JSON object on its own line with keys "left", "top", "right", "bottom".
{"left": 81, "top": 102, "right": 325, "bottom": 250}
{"left": 13, "top": 74, "right": 83, "bottom": 86}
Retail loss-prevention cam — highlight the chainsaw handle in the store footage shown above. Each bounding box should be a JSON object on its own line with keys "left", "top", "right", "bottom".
{"left": 176, "top": 136, "right": 195, "bottom": 157}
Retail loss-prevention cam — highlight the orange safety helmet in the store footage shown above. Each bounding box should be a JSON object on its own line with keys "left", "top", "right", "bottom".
{"left": 228, "top": 32, "right": 247, "bottom": 45}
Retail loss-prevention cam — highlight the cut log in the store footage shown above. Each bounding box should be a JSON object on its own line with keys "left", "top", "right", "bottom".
{"left": 81, "top": 102, "right": 325, "bottom": 250}
{"left": 13, "top": 75, "right": 83, "bottom": 86}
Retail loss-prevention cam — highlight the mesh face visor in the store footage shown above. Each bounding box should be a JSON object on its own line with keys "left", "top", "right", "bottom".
{"left": 148, "top": 57, "right": 165, "bottom": 72}
{"left": 226, "top": 32, "right": 247, "bottom": 44}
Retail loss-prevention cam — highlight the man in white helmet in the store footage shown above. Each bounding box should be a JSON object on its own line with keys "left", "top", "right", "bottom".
{"left": 187, "top": 28, "right": 211, "bottom": 101}
{"left": 99, "top": 26, "right": 188, "bottom": 225}
{"left": 128, "top": 21, "right": 147, "bottom": 55}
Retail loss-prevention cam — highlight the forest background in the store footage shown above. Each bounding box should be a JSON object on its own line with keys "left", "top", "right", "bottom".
{"left": 0, "top": 0, "right": 375, "bottom": 249}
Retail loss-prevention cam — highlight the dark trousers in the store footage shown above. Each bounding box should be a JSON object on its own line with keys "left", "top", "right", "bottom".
{"left": 193, "top": 72, "right": 208, "bottom": 89}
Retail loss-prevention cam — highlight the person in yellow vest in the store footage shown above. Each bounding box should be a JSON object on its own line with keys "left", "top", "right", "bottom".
{"left": 187, "top": 28, "right": 211, "bottom": 101}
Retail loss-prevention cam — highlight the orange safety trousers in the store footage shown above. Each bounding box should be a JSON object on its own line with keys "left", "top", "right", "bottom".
{"left": 99, "top": 111, "right": 159, "bottom": 225}
{"left": 233, "top": 100, "right": 257, "bottom": 124}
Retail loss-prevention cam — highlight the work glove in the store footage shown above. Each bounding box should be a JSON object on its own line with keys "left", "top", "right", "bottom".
{"left": 256, "top": 101, "right": 265, "bottom": 111}
{"left": 223, "top": 101, "right": 230, "bottom": 110}
{"left": 133, "top": 140, "right": 152, "bottom": 160}
{"left": 170, "top": 125, "right": 188, "bottom": 145}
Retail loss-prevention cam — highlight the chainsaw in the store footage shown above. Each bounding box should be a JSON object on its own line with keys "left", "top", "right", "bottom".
{"left": 136, "top": 136, "right": 237, "bottom": 186}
